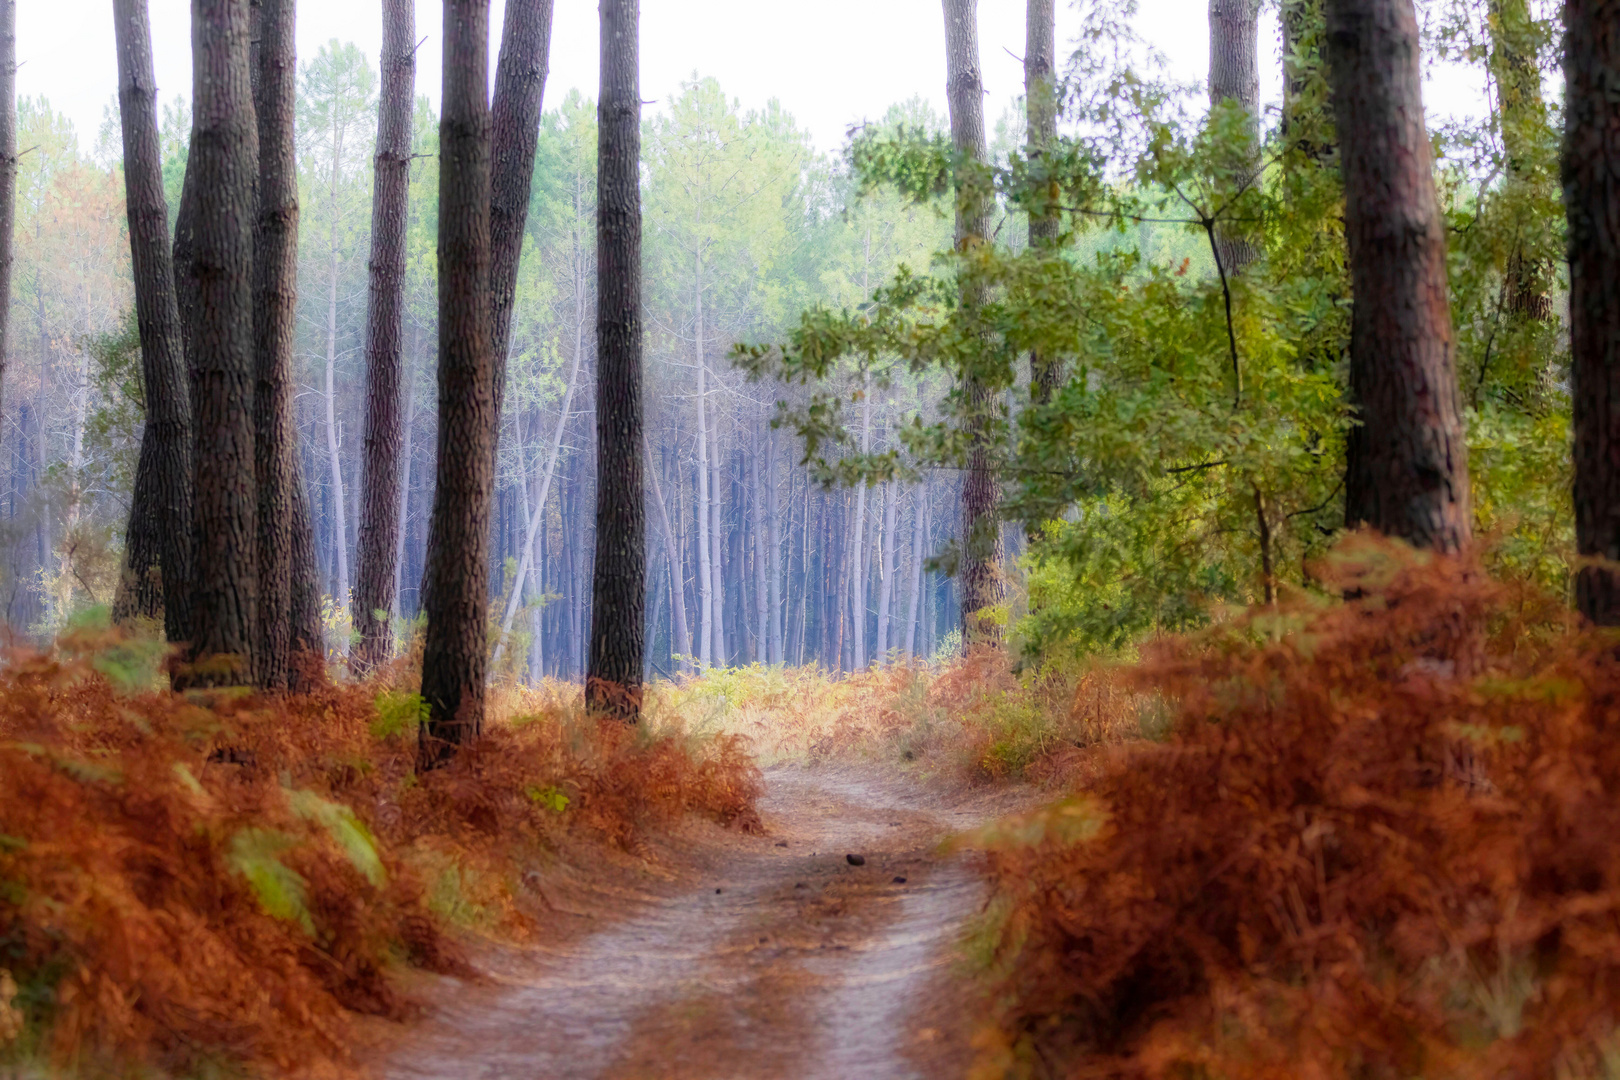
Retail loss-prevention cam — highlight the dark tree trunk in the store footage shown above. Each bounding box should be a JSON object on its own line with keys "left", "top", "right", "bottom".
{"left": 1328, "top": 0, "right": 1471, "bottom": 552}
{"left": 942, "top": 0, "right": 1005, "bottom": 646}
{"left": 186, "top": 0, "right": 261, "bottom": 684}
{"left": 587, "top": 0, "right": 645, "bottom": 716}
{"left": 488, "top": 0, "right": 555, "bottom": 428}
{"left": 252, "top": 0, "right": 305, "bottom": 689}
{"left": 1568, "top": 0, "right": 1620, "bottom": 623}
{"left": 352, "top": 0, "right": 415, "bottom": 677}
{"left": 0, "top": 2, "right": 13, "bottom": 463}
{"left": 420, "top": 0, "right": 495, "bottom": 764}
{"left": 112, "top": 0, "right": 195, "bottom": 642}
{"left": 1492, "top": 0, "right": 1554, "bottom": 320}
{"left": 1025, "top": 0, "right": 1060, "bottom": 407}
{"left": 1210, "top": 0, "right": 1262, "bottom": 274}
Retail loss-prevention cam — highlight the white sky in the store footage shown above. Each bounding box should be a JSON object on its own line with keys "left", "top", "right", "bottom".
{"left": 21, "top": 0, "right": 1485, "bottom": 161}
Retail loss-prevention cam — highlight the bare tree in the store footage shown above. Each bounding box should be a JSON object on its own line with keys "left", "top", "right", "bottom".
{"left": 1568, "top": 0, "right": 1620, "bottom": 623}
{"left": 352, "top": 0, "right": 415, "bottom": 676}
{"left": 1327, "top": 0, "right": 1471, "bottom": 552}
{"left": 111, "top": 0, "right": 194, "bottom": 642}
{"left": 0, "top": 2, "right": 12, "bottom": 452}
{"left": 587, "top": 0, "right": 646, "bottom": 717}
{"left": 942, "top": 0, "right": 1005, "bottom": 645}
{"left": 186, "top": 0, "right": 261, "bottom": 683}
{"left": 419, "top": 0, "right": 494, "bottom": 764}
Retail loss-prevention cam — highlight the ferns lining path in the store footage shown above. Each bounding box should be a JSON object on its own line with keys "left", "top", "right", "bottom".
{"left": 378, "top": 766, "right": 1024, "bottom": 1080}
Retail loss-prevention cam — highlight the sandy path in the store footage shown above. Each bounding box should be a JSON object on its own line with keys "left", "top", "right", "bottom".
{"left": 380, "top": 765, "right": 1015, "bottom": 1080}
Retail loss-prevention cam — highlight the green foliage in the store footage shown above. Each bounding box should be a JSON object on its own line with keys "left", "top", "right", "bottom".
{"left": 371, "top": 690, "right": 428, "bottom": 740}
{"left": 523, "top": 785, "right": 570, "bottom": 814}
{"left": 226, "top": 829, "right": 314, "bottom": 937}
{"left": 288, "top": 790, "right": 386, "bottom": 889}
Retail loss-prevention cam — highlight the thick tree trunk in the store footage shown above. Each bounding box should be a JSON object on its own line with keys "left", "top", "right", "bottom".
{"left": 186, "top": 0, "right": 261, "bottom": 684}
{"left": 252, "top": 0, "right": 304, "bottom": 689}
{"left": 1568, "top": 0, "right": 1620, "bottom": 623}
{"left": 352, "top": 0, "right": 415, "bottom": 677}
{"left": 488, "top": 0, "right": 555, "bottom": 430}
{"left": 587, "top": 0, "right": 646, "bottom": 715}
{"left": 1209, "top": 0, "right": 1262, "bottom": 274}
{"left": 0, "top": 3, "right": 13, "bottom": 498}
{"left": 943, "top": 0, "right": 1006, "bottom": 646}
{"left": 1328, "top": 0, "right": 1471, "bottom": 552}
{"left": 419, "top": 0, "right": 495, "bottom": 764}
{"left": 1025, "top": 0, "right": 1061, "bottom": 406}
{"left": 112, "top": 0, "right": 195, "bottom": 642}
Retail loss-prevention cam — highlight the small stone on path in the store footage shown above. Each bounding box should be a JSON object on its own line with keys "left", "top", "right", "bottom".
{"left": 846, "top": 853, "right": 866, "bottom": 866}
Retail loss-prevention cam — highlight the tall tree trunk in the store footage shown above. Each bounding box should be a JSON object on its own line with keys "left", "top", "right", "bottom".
{"left": 1568, "top": 0, "right": 1620, "bottom": 623}
{"left": 849, "top": 386, "right": 870, "bottom": 668}
{"left": 766, "top": 425, "right": 783, "bottom": 663}
{"left": 352, "top": 0, "right": 415, "bottom": 677}
{"left": 943, "top": 0, "right": 1005, "bottom": 646}
{"left": 905, "top": 478, "right": 927, "bottom": 657}
{"left": 187, "top": 0, "right": 260, "bottom": 684}
{"left": 1328, "top": 0, "right": 1471, "bottom": 552}
{"left": 749, "top": 438, "right": 767, "bottom": 663}
{"left": 589, "top": 0, "right": 644, "bottom": 718}
{"left": 253, "top": 0, "right": 304, "bottom": 689}
{"left": 391, "top": 325, "right": 419, "bottom": 620}
{"left": 323, "top": 200, "right": 349, "bottom": 612}
{"left": 488, "top": 0, "right": 555, "bottom": 431}
{"left": 1025, "top": 0, "right": 1061, "bottom": 408}
{"left": 876, "top": 478, "right": 899, "bottom": 659}
{"left": 1209, "top": 0, "right": 1262, "bottom": 274}
{"left": 1491, "top": 0, "right": 1553, "bottom": 319}
{"left": 0, "top": 2, "right": 12, "bottom": 449}
{"left": 420, "top": 0, "right": 494, "bottom": 764}
{"left": 645, "top": 429, "right": 691, "bottom": 673}
{"left": 112, "top": 0, "right": 195, "bottom": 642}
{"left": 708, "top": 402, "right": 726, "bottom": 662}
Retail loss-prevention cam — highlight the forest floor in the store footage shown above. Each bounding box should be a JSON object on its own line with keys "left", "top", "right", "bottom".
{"left": 366, "top": 764, "right": 1031, "bottom": 1080}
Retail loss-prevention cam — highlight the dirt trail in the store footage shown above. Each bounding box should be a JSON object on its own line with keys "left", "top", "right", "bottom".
{"left": 380, "top": 765, "right": 1022, "bottom": 1080}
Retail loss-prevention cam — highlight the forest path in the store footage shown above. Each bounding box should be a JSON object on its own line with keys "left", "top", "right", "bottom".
{"left": 379, "top": 764, "right": 1023, "bottom": 1080}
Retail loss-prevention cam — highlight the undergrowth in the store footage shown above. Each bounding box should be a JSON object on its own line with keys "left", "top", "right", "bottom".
{"left": 0, "top": 634, "right": 759, "bottom": 1077}
{"left": 967, "top": 535, "right": 1620, "bottom": 1079}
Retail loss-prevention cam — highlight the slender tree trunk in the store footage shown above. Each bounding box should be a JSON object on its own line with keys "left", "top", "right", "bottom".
{"left": 420, "top": 0, "right": 494, "bottom": 764}
{"left": 1327, "top": 0, "right": 1471, "bottom": 552}
{"left": 488, "top": 0, "right": 555, "bottom": 434}
{"left": 587, "top": 0, "right": 644, "bottom": 716}
{"left": 943, "top": 0, "right": 1005, "bottom": 646}
{"left": 392, "top": 324, "right": 419, "bottom": 620}
{"left": 252, "top": 0, "right": 304, "bottom": 689}
{"left": 1568, "top": 0, "right": 1620, "bottom": 623}
{"left": 1025, "top": 0, "right": 1061, "bottom": 408}
{"left": 849, "top": 387, "right": 870, "bottom": 668}
{"left": 352, "top": 0, "right": 415, "bottom": 676}
{"left": 0, "top": 2, "right": 13, "bottom": 447}
{"left": 112, "top": 0, "right": 195, "bottom": 641}
{"left": 876, "top": 478, "right": 898, "bottom": 659}
{"left": 186, "top": 0, "right": 260, "bottom": 684}
{"left": 645, "top": 429, "right": 691, "bottom": 673}
{"left": 1209, "top": 0, "right": 1262, "bottom": 273}
{"left": 749, "top": 437, "right": 767, "bottom": 663}
{"left": 323, "top": 212, "right": 350, "bottom": 610}
{"left": 905, "top": 478, "right": 927, "bottom": 657}
{"left": 709, "top": 400, "right": 727, "bottom": 662}
{"left": 766, "top": 425, "right": 783, "bottom": 663}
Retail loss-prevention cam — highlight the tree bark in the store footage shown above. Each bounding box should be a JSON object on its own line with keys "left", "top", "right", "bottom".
{"left": 876, "top": 479, "right": 898, "bottom": 659}
{"left": 1209, "top": 0, "right": 1262, "bottom": 274}
{"left": 112, "top": 0, "right": 195, "bottom": 643}
{"left": 905, "top": 478, "right": 927, "bottom": 658}
{"left": 0, "top": 2, "right": 14, "bottom": 499}
{"left": 1568, "top": 0, "right": 1620, "bottom": 623}
{"left": 420, "top": 0, "right": 495, "bottom": 764}
{"left": 186, "top": 0, "right": 261, "bottom": 684}
{"left": 645, "top": 428, "right": 691, "bottom": 673}
{"left": 252, "top": 0, "right": 304, "bottom": 689}
{"left": 943, "top": 0, "right": 1006, "bottom": 646}
{"left": 1490, "top": 0, "right": 1553, "bottom": 320}
{"left": 588, "top": 0, "right": 645, "bottom": 717}
{"left": 488, "top": 0, "right": 555, "bottom": 432}
{"left": 1328, "top": 0, "right": 1471, "bottom": 553}
{"left": 352, "top": 0, "right": 415, "bottom": 677}
{"left": 1025, "top": 0, "right": 1061, "bottom": 406}
{"left": 766, "top": 424, "right": 783, "bottom": 663}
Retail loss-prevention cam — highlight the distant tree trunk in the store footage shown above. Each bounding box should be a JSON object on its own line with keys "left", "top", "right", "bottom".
{"left": 1568, "top": 0, "right": 1620, "bottom": 624}
{"left": 905, "top": 478, "right": 927, "bottom": 657}
{"left": 766, "top": 425, "right": 783, "bottom": 663}
{"left": 488, "top": 0, "right": 555, "bottom": 431}
{"left": 1209, "top": 0, "right": 1261, "bottom": 274}
{"left": 645, "top": 429, "right": 691, "bottom": 673}
{"left": 942, "top": 0, "right": 1005, "bottom": 645}
{"left": 252, "top": 0, "right": 304, "bottom": 689}
{"left": 849, "top": 386, "right": 870, "bottom": 668}
{"left": 391, "top": 347, "right": 416, "bottom": 620}
{"left": 875, "top": 479, "right": 898, "bottom": 659}
{"left": 419, "top": 0, "right": 495, "bottom": 765}
{"left": 1328, "top": 0, "right": 1471, "bottom": 552}
{"left": 1025, "top": 0, "right": 1061, "bottom": 408}
{"left": 352, "top": 0, "right": 415, "bottom": 677}
{"left": 0, "top": 2, "right": 13, "bottom": 481}
{"left": 322, "top": 168, "right": 350, "bottom": 614}
{"left": 590, "top": 0, "right": 649, "bottom": 708}
{"left": 708, "top": 406, "right": 727, "bottom": 661}
{"left": 749, "top": 437, "right": 768, "bottom": 663}
{"left": 112, "top": 0, "right": 195, "bottom": 642}
{"left": 186, "top": 0, "right": 261, "bottom": 684}
{"left": 1491, "top": 0, "right": 1553, "bottom": 320}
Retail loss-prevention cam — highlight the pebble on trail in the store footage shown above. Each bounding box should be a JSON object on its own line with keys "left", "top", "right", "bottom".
{"left": 846, "top": 854, "right": 866, "bottom": 866}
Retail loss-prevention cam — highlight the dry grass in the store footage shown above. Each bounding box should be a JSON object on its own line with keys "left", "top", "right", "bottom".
{"left": 966, "top": 535, "right": 1620, "bottom": 1079}
{"left": 0, "top": 628, "right": 759, "bottom": 1078}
